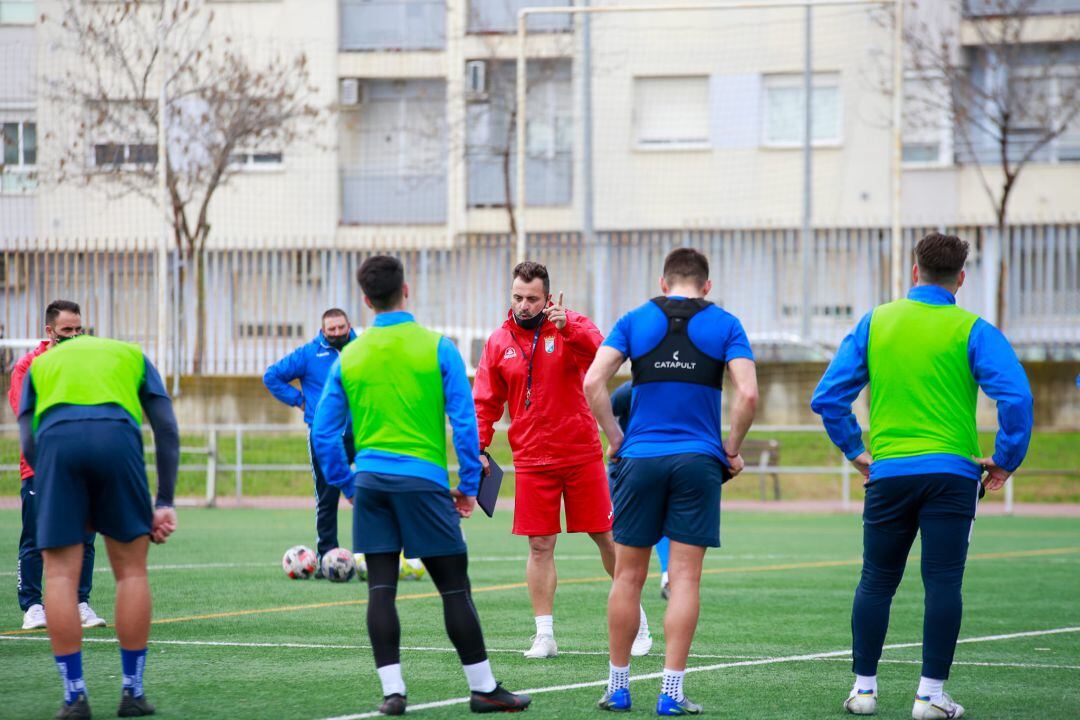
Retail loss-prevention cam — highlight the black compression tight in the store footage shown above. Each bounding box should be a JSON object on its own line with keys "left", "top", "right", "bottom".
{"left": 365, "top": 552, "right": 488, "bottom": 668}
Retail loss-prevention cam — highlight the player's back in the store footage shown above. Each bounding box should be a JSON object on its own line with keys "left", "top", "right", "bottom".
{"left": 606, "top": 297, "right": 753, "bottom": 462}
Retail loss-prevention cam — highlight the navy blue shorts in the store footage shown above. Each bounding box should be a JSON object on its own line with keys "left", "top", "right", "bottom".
{"left": 33, "top": 420, "right": 153, "bottom": 549}
{"left": 353, "top": 473, "right": 467, "bottom": 559}
{"left": 610, "top": 453, "right": 728, "bottom": 548}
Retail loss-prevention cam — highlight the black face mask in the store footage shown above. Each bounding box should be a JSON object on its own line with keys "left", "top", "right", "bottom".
{"left": 326, "top": 333, "right": 350, "bottom": 350}
{"left": 514, "top": 312, "right": 545, "bottom": 331}
{"left": 53, "top": 332, "right": 83, "bottom": 345}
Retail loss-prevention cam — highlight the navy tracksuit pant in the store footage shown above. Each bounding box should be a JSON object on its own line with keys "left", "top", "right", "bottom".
{"left": 19, "top": 477, "right": 97, "bottom": 611}
{"left": 308, "top": 431, "right": 356, "bottom": 559}
{"left": 852, "top": 473, "right": 979, "bottom": 681}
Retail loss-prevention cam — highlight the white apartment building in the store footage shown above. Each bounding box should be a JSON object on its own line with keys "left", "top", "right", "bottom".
{"left": 1, "top": 0, "right": 1079, "bottom": 247}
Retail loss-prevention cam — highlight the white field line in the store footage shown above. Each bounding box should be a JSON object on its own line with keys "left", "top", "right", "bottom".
{"left": 315, "top": 625, "right": 1080, "bottom": 720}
{"left": 0, "top": 553, "right": 807, "bottom": 577}
{"left": 0, "top": 634, "right": 762, "bottom": 660}
{"left": 817, "top": 657, "right": 1080, "bottom": 670}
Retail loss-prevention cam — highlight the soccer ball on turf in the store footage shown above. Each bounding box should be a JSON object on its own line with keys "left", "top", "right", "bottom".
{"left": 282, "top": 545, "right": 317, "bottom": 579}
{"left": 353, "top": 553, "right": 368, "bottom": 581}
{"left": 399, "top": 554, "right": 426, "bottom": 581}
{"left": 321, "top": 548, "right": 357, "bottom": 583}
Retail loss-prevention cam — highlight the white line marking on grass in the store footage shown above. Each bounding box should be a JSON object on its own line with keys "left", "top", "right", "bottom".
{"left": 0, "top": 553, "right": 804, "bottom": 577}
{"left": 316, "top": 626, "right": 1080, "bottom": 720}
{"left": 818, "top": 658, "right": 1080, "bottom": 671}
{"left": 0, "top": 635, "right": 764, "bottom": 660}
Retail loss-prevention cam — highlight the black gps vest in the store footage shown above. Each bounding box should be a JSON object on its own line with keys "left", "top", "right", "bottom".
{"left": 630, "top": 297, "right": 725, "bottom": 389}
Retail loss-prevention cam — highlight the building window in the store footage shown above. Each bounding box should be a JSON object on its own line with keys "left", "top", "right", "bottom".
{"left": 902, "top": 73, "right": 952, "bottom": 166}
{"left": 467, "top": 0, "right": 571, "bottom": 34}
{"left": 1, "top": 120, "right": 37, "bottom": 192}
{"left": 634, "top": 76, "right": 710, "bottom": 149}
{"left": 339, "top": 79, "right": 447, "bottom": 224}
{"left": 466, "top": 59, "right": 572, "bottom": 208}
{"left": 93, "top": 143, "right": 158, "bottom": 168}
{"left": 0, "top": 1, "right": 35, "bottom": 25}
{"left": 762, "top": 73, "right": 842, "bottom": 147}
{"left": 88, "top": 101, "right": 157, "bottom": 170}
{"left": 229, "top": 151, "right": 284, "bottom": 169}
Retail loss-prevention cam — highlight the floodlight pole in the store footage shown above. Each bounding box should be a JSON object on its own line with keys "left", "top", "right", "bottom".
{"left": 516, "top": 13, "right": 528, "bottom": 264}
{"left": 890, "top": 0, "right": 905, "bottom": 300}
{"left": 800, "top": 4, "right": 813, "bottom": 345}
{"left": 156, "top": 1, "right": 171, "bottom": 389}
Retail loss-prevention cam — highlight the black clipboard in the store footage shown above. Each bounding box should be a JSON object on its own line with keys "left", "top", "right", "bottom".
{"left": 477, "top": 452, "right": 504, "bottom": 518}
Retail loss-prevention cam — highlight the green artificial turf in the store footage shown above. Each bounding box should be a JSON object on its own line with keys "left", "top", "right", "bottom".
{"left": 1, "top": 509, "right": 1078, "bottom": 719}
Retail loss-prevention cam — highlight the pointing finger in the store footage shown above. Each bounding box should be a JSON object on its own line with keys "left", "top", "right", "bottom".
{"left": 557, "top": 291, "right": 563, "bottom": 307}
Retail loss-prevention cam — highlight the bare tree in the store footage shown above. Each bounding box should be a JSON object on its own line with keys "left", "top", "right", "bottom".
{"left": 900, "top": 0, "right": 1080, "bottom": 325}
{"left": 41, "top": 0, "right": 322, "bottom": 372}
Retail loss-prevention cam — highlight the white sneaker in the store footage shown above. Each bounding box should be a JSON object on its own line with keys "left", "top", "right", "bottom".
{"left": 78, "top": 602, "right": 107, "bottom": 628}
{"left": 843, "top": 689, "right": 877, "bottom": 715}
{"left": 630, "top": 623, "right": 653, "bottom": 656}
{"left": 523, "top": 633, "right": 558, "bottom": 659}
{"left": 912, "top": 693, "right": 965, "bottom": 719}
{"left": 21, "top": 603, "right": 46, "bottom": 630}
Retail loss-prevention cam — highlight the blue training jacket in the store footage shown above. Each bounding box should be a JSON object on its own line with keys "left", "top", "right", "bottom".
{"left": 263, "top": 329, "right": 358, "bottom": 427}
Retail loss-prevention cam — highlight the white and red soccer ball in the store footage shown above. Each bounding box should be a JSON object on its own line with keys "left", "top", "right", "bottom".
{"left": 282, "top": 545, "right": 318, "bottom": 579}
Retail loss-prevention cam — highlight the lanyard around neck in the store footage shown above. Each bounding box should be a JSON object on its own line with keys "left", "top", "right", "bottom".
{"left": 512, "top": 323, "right": 544, "bottom": 409}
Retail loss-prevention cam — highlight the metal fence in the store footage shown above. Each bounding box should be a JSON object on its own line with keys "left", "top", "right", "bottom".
{"left": 2, "top": 423, "right": 1066, "bottom": 513}
{"left": 1, "top": 224, "right": 1078, "bottom": 376}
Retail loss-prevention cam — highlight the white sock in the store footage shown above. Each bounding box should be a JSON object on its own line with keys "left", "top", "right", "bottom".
{"left": 607, "top": 663, "right": 630, "bottom": 693}
{"left": 638, "top": 604, "right": 649, "bottom": 632}
{"left": 661, "top": 571, "right": 669, "bottom": 588}
{"left": 660, "top": 668, "right": 685, "bottom": 702}
{"left": 535, "top": 614, "right": 554, "bottom": 638}
{"left": 917, "top": 676, "right": 944, "bottom": 702}
{"left": 463, "top": 659, "right": 497, "bottom": 693}
{"left": 853, "top": 674, "right": 877, "bottom": 694}
{"left": 377, "top": 663, "right": 405, "bottom": 697}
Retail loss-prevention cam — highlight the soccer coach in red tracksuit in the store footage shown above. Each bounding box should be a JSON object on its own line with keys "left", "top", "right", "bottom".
{"left": 473, "top": 261, "right": 651, "bottom": 660}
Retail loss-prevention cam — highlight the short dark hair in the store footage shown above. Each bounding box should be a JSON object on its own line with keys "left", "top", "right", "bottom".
{"left": 915, "top": 232, "right": 969, "bottom": 284}
{"left": 357, "top": 255, "right": 405, "bottom": 311}
{"left": 512, "top": 261, "right": 550, "bottom": 295}
{"left": 45, "top": 300, "right": 81, "bottom": 326}
{"left": 662, "top": 248, "right": 709, "bottom": 288}
{"left": 321, "top": 308, "right": 349, "bottom": 324}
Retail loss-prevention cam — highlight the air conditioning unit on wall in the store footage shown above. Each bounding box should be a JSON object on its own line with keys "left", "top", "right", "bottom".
{"left": 340, "top": 78, "right": 364, "bottom": 106}
{"left": 465, "top": 60, "right": 488, "bottom": 101}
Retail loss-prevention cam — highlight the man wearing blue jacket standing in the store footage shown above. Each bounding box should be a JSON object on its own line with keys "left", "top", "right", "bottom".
{"left": 264, "top": 308, "right": 357, "bottom": 569}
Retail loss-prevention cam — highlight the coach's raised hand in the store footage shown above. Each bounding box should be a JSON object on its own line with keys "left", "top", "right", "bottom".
{"left": 542, "top": 291, "right": 567, "bottom": 330}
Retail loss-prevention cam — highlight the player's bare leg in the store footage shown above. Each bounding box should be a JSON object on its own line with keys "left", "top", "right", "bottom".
{"left": 105, "top": 535, "right": 156, "bottom": 717}
{"left": 664, "top": 540, "right": 706, "bottom": 670}
{"left": 608, "top": 544, "right": 650, "bottom": 665}
{"left": 43, "top": 545, "right": 84, "bottom": 656}
{"left": 593, "top": 530, "right": 651, "bottom": 656}
{"left": 105, "top": 536, "right": 151, "bottom": 651}
{"left": 44, "top": 544, "right": 91, "bottom": 718}
{"left": 589, "top": 531, "right": 617, "bottom": 577}
{"left": 524, "top": 534, "right": 559, "bottom": 658}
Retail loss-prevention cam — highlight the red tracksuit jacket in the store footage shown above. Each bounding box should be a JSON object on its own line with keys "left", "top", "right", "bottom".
{"left": 473, "top": 309, "right": 604, "bottom": 469}
{"left": 8, "top": 340, "right": 49, "bottom": 481}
